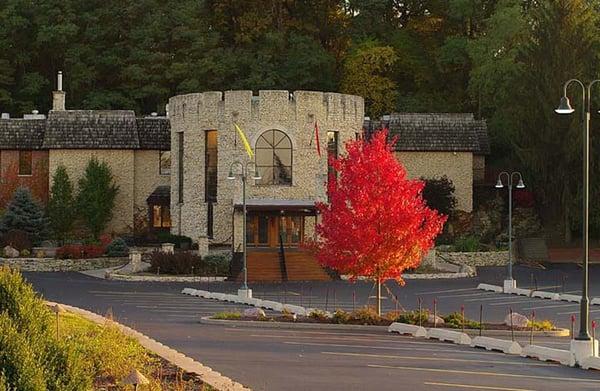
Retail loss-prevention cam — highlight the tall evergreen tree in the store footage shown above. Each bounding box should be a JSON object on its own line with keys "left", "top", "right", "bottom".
{"left": 76, "top": 158, "right": 119, "bottom": 238}
{"left": 48, "top": 165, "right": 75, "bottom": 242}
{"left": 0, "top": 188, "right": 48, "bottom": 244}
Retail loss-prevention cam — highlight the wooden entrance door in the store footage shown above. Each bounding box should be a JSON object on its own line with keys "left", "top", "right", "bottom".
{"left": 246, "top": 215, "right": 304, "bottom": 248}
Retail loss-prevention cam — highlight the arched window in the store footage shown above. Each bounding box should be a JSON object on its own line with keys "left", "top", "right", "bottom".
{"left": 255, "top": 130, "right": 292, "bottom": 185}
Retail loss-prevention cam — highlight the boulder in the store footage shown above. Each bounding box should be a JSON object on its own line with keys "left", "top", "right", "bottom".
{"left": 3, "top": 246, "right": 19, "bottom": 258}
{"left": 243, "top": 308, "right": 266, "bottom": 318}
{"left": 428, "top": 314, "right": 445, "bottom": 325}
{"left": 504, "top": 312, "right": 529, "bottom": 328}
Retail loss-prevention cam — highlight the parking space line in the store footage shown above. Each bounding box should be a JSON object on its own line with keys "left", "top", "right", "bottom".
{"left": 367, "top": 364, "right": 600, "bottom": 383}
{"left": 522, "top": 303, "right": 578, "bottom": 310}
{"left": 489, "top": 299, "right": 538, "bottom": 306}
{"left": 416, "top": 288, "right": 478, "bottom": 295}
{"left": 557, "top": 309, "right": 600, "bottom": 315}
{"left": 322, "top": 351, "right": 553, "bottom": 366}
{"left": 424, "top": 381, "right": 534, "bottom": 391}
{"left": 437, "top": 292, "right": 498, "bottom": 299}
{"left": 283, "top": 341, "right": 498, "bottom": 356}
{"left": 465, "top": 296, "right": 529, "bottom": 303}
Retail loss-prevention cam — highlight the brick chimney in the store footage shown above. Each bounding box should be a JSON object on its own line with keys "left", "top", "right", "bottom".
{"left": 52, "top": 71, "right": 65, "bottom": 111}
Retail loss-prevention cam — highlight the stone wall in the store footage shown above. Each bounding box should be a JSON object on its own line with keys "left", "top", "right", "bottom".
{"left": 396, "top": 151, "right": 473, "bottom": 212}
{"left": 0, "top": 257, "right": 126, "bottom": 271}
{"left": 438, "top": 250, "right": 509, "bottom": 267}
{"left": 168, "top": 90, "right": 365, "bottom": 246}
{"left": 49, "top": 149, "right": 135, "bottom": 234}
{"left": 0, "top": 150, "right": 49, "bottom": 206}
{"left": 133, "top": 150, "right": 170, "bottom": 230}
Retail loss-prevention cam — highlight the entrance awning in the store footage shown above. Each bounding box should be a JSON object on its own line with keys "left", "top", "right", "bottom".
{"left": 146, "top": 185, "right": 170, "bottom": 205}
{"left": 233, "top": 199, "right": 317, "bottom": 214}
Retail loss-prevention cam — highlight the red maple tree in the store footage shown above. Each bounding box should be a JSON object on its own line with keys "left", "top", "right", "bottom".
{"left": 310, "top": 130, "right": 446, "bottom": 314}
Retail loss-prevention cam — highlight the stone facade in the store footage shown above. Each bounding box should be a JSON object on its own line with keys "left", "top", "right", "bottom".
{"left": 168, "top": 90, "right": 364, "bottom": 246}
{"left": 133, "top": 150, "right": 170, "bottom": 230}
{"left": 49, "top": 149, "right": 136, "bottom": 234}
{"left": 396, "top": 151, "right": 473, "bottom": 212}
{"left": 0, "top": 150, "right": 49, "bottom": 206}
{"left": 437, "top": 250, "right": 509, "bottom": 267}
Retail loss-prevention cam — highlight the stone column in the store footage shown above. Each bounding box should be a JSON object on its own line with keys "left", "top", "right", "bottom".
{"left": 197, "top": 236, "right": 209, "bottom": 258}
{"left": 161, "top": 243, "right": 175, "bottom": 254}
{"left": 129, "top": 250, "right": 142, "bottom": 273}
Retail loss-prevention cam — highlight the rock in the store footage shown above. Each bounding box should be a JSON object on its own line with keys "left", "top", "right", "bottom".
{"left": 504, "top": 312, "right": 529, "bottom": 328}
{"left": 3, "top": 246, "right": 19, "bottom": 258}
{"left": 428, "top": 314, "right": 445, "bottom": 325}
{"left": 243, "top": 308, "right": 266, "bottom": 318}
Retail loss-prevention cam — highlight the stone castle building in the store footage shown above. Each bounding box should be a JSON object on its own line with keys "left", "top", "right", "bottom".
{"left": 168, "top": 91, "right": 364, "bottom": 252}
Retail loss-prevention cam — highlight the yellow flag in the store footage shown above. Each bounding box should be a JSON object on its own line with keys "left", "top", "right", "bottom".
{"left": 234, "top": 123, "right": 254, "bottom": 158}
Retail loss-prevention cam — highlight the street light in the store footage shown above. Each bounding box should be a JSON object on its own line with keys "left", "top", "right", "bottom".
{"left": 555, "top": 78, "right": 600, "bottom": 362}
{"left": 495, "top": 171, "right": 525, "bottom": 291}
{"left": 228, "top": 160, "right": 261, "bottom": 298}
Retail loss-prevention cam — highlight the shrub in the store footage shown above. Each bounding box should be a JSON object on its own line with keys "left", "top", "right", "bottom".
{"left": 308, "top": 309, "right": 329, "bottom": 321}
{"left": 0, "top": 188, "right": 48, "bottom": 245}
{"left": 213, "top": 312, "right": 242, "bottom": 320}
{"left": 202, "top": 254, "right": 230, "bottom": 276}
{"left": 1, "top": 229, "right": 32, "bottom": 251}
{"left": 105, "top": 238, "right": 129, "bottom": 257}
{"left": 19, "top": 249, "right": 30, "bottom": 257}
{"left": 421, "top": 176, "right": 457, "bottom": 216}
{"left": 156, "top": 232, "right": 193, "bottom": 249}
{"left": 443, "top": 312, "right": 481, "bottom": 329}
{"left": 76, "top": 158, "right": 119, "bottom": 239}
{"left": 148, "top": 251, "right": 203, "bottom": 275}
{"left": 395, "top": 310, "right": 428, "bottom": 325}
{"left": 351, "top": 307, "right": 380, "bottom": 325}
{"left": 56, "top": 243, "right": 106, "bottom": 259}
{"left": 527, "top": 319, "right": 555, "bottom": 331}
{"left": 453, "top": 235, "right": 481, "bottom": 252}
{"left": 332, "top": 309, "right": 351, "bottom": 324}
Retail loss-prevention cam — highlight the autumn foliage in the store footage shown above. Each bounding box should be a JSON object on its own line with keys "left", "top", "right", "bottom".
{"left": 310, "top": 130, "right": 446, "bottom": 287}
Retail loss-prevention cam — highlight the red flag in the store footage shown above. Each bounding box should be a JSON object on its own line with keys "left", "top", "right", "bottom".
{"left": 314, "top": 120, "right": 321, "bottom": 157}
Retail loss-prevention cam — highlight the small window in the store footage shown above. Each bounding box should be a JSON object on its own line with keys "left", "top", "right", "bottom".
{"left": 19, "top": 150, "right": 32, "bottom": 176}
{"left": 152, "top": 205, "right": 171, "bottom": 228}
{"left": 159, "top": 150, "right": 171, "bottom": 175}
{"left": 177, "top": 133, "right": 184, "bottom": 203}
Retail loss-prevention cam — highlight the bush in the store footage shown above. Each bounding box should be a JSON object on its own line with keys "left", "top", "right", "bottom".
{"left": 1, "top": 229, "right": 32, "bottom": 251}
{"left": 332, "top": 309, "right": 351, "bottom": 324}
{"left": 395, "top": 310, "right": 428, "bottom": 325}
{"left": 443, "top": 312, "right": 481, "bottom": 329}
{"left": 351, "top": 307, "right": 381, "bottom": 325}
{"left": 213, "top": 312, "right": 242, "bottom": 320}
{"left": 453, "top": 235, "right": 481, "bottom": 252}
{"left": 19, "top": 249, "right": 30, "bottom": 257}
{"left": 421, "top": 176, "right": 457, "bottom": 216}
{"left": 527, "top": 319, "right": 555, "bottom": 331}
{"left": 202, "top": 254, "right": 230, "bottom": 276}
{"left": 308, "top": 309, "right": 329, "bottom": 321}
{"left": 148, "top": 251, "right": 203, "bottom": 275}
{"left": 105, "top": 238, "right": 129, "bottom": 257}
{"left": 156, "top": 232, "right": 193, "bottom": 249}
{"left": 56, "top": 243, "right": 106, "bottom": 259}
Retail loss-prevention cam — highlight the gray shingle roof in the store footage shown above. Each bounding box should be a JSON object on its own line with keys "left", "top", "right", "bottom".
{"left": 364, "top": 113, "right": 490, "bottom": 155}
{"left": 137, "top": 117, "right": 170, "bottom": 150}
{"left": 146, "top": 185, "right": 171, "bottom": 205}
{"left": 0, "top": 119, "right": 46, "bottom": 149}
{"left": 42, "top": 110, "right": 140, "bottom": 149}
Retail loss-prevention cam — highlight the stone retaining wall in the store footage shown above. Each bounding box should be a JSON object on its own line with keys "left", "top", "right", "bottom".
{"left": 438, "top": 251, "right": 508, "bottom": 267}
{"left": 0, "top": 257, "right": 127, "bottom": 272}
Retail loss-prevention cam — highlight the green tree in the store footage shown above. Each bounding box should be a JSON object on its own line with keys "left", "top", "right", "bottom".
{"left": 48, "top": 165, "right": 75, "bottom": 242}
{"left": 340, "top": 41, "right": 398, "bottom": 118}
{"left": 76, "top": 158, "right": 119, "bottom": 238}
{"left": 0, "top": 188, "right": 48, "bottom": 244}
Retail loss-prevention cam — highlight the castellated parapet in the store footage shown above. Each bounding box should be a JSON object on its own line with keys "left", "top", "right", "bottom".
{"left": 168, "top": 90, "right": 364, "bottom": 246}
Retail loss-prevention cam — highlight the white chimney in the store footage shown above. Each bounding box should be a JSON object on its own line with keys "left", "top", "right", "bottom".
{"left": 52, "top": 70, "right": 66, "bottom": 111}
{"left": 1, "top": 113, "right": 9, "bottom": 119}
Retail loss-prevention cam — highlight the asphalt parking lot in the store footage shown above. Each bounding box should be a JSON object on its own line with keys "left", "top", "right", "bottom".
{"left": 24, "top": 271, "right": 600, "bottom": 390}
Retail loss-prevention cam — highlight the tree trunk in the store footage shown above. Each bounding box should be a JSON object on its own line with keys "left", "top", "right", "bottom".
{"left": 376, "top": 278, "right": 381, "bottom": 316}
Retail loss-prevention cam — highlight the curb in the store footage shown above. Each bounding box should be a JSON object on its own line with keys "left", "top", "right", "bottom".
{"left": 47, "top": 301, "right": 250, "bottom": 391}
{"left": 341, "top": 272, "right": 474, "bottom": 280}
{"left": 107, "top": 274, "right": 228, "bottom": 282}
{"left": 476, "top": 284, "right": 597, "bottom": 306}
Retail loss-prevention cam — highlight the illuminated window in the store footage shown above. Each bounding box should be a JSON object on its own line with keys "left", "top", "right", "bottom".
{"left": 152, "top": 205, "right": 171, "bottom": 228}
{"left": 159, "top": 150, "right": 171, "bottom": 175}
{"left": 18, "top": 150, "right": 32, "bottom": 176}
{"left": 255, "top": 130, "right": 292, "bottom": 185}
{"left": 205, "top": 130, "right": 217, "bottom": 201}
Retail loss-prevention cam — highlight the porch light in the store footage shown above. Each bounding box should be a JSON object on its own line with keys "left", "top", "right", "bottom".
{"left": 227, "top": 168, "right": 235, "bottom": 180}
{"left": 555, "top": 96, "right": 575, "bottom": 114}
{"left": 495, "top": 178, "right": 504, "bottom": 189}
{"left": 516, "top": 179, "right": 525, "bottom": 189}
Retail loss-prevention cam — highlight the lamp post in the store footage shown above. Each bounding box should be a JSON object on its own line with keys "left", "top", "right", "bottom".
{"left": 495, "top": 172, "right": 525, "bottom": 291}
{"left": 555, "top": 79, "right": 600, "bottom": 361}
{"left": 228, "top": 160, "right": 261, "bottom": 298}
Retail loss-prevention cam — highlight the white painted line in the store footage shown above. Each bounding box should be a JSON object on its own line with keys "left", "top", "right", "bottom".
{"left": 521, "top": 303, "right": 578, "bottom": 310}
{"left": 282, "top": 341, "right": 499, "bottom": 356}
{"left": 416, "top": 288, "right": 478, "bottom": 295}
{"left": 424, "top": 381, "right": 534, "bottom": 391}
{"left": 489, "top": 299, "right": 538, "bottom": 306}
{"left": 367, "top": 364, "right": 600, "bottom": 383}
{"left": 322, "top": 351, "right": 549, "bottom": 366}
{"left": 464, "top": 296, "right": 524, "bottom": 302}
{"left": 556, "top": 309, "right": 600, "bottom": 315}
{"left": 436, "top": 292, "right": 499, "bottom": 299}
